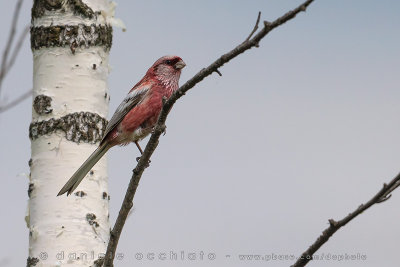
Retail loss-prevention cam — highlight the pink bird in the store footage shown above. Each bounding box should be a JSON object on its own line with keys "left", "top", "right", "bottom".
{"left": 58, "top": 55, "right": 186, "bottom": 196}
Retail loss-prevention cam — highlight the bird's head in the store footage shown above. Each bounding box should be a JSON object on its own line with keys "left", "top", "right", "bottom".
{"left": 147, "top": 55, "right": 186, "bottom": 89}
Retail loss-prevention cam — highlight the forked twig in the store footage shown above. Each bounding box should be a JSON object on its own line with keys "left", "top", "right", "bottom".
{"left": 244, "top": 11, "right": 261, "bottom": 44}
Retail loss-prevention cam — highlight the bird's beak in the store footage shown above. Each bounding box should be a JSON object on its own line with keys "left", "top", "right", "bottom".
{"left": 175, "top": 60, "right": 186, "bottom": 70}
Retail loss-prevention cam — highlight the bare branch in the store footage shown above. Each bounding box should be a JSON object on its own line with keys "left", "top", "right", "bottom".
{"left": 291, "top": 172, "right": 400, "bottom": 267}
{"left": 6, "top": 25, "right": 29, "bottom": 73}
{"left": 0, "top": 0, "right": 24, "bottom": 92}
{"left": 0, "top": 89, "right": 32, "bottom": 113}
{"left": 0, "top": 0, "right": 30, "bottom": 114}
{"left": 102, "top": 1, "right": 315, "bottom": 266}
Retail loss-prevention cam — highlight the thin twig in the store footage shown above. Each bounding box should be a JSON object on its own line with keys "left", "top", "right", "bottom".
{"left": 0, "top": 89, "right": 32, "bottom": 113}
{"left": 245, "top": 11, "right": 261, "bottom": 43}
{"left": 0, "top": 0, "right": 30, "bottom": 114}
{"left": 0, "top": 0, "right": 24, "bottom": 92}
{"left": 102, "top": 1, "right": 314, "bottom": 266}
{"left": 291, "top": 172, "right": 400, "bottom": 267}
{"left": 6, "top": 25, "right": 29, "bottom": 73}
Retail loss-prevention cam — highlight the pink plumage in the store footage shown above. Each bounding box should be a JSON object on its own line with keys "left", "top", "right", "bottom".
{"left": 58, "top": 55, "right": 185, "bottom": 196}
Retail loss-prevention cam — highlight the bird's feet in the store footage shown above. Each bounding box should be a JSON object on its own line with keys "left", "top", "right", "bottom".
{"left": 136, "top": 156, "right": 151, "bottom": 167}
{"left": 150, "top": 125, "right": 167, "bottom": 135}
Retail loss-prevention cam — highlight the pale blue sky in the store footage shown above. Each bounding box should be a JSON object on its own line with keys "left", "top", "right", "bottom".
{"left": 0, "top": 0, "right": 399, "bottom": 266}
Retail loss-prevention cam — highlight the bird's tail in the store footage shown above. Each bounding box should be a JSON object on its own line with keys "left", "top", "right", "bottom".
{"left": 57, "top": 142, "right": 111, "bottom": 196}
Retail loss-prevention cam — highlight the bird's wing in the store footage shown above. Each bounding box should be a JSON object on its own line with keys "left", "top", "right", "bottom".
{"left": 101, "top": 85, "right": 150, "bottom": 144}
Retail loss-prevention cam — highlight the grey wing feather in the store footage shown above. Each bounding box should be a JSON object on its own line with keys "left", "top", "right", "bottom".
{"left": 101, "top": 86, "right": 149, "bottom": 143}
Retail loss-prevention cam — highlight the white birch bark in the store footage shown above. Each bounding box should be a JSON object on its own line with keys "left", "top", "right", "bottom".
{"left": 27, "top": 1, "right": 121, "bottom": 266}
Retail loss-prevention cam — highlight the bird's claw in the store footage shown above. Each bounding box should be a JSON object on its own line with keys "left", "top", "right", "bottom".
{"left": 136, "top": 156, "right": 151, "bottom": 167}
{"left": 150, "top": 125, "right": 167, "bottom": 135}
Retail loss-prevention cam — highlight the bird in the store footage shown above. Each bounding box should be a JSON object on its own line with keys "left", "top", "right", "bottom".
{"left": 57, "top": 55, "right": 186, "bottom": 196}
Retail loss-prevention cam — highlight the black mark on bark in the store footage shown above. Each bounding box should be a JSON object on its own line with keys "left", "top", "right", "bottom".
{"left": 75, "top": 191, "right": 87, "bottom": 197}
{"left": 29, "top": 112, "right": 108, "bottom": 144}
{"left": 31, "top": 24, "right": 113, "bottom": 51}
{"left": 28, "top": 183, "right": 34, "bottom": 197}
{"left": 27, "top": 256, "right": 39, "bottom": 266}
{"left": 102, "top": 192, "right": 110, "bottom": 200}
{"left": 33, "top": 95, "right": 53, "bottom": 115}
{"left": 86, "top": 213, "right": 99, "bottom": 227}
{"left": 32, "top": 0, "right": 95, "bottom": 19}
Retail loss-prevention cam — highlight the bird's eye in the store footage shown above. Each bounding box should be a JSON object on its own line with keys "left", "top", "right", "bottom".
{"left": 165, "top": 60, "right": 172, "bottom": 65}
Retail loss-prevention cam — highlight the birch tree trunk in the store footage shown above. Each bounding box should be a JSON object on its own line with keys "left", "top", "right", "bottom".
{"left": 27, "top": 1, "right": 116, "bottom": 266}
